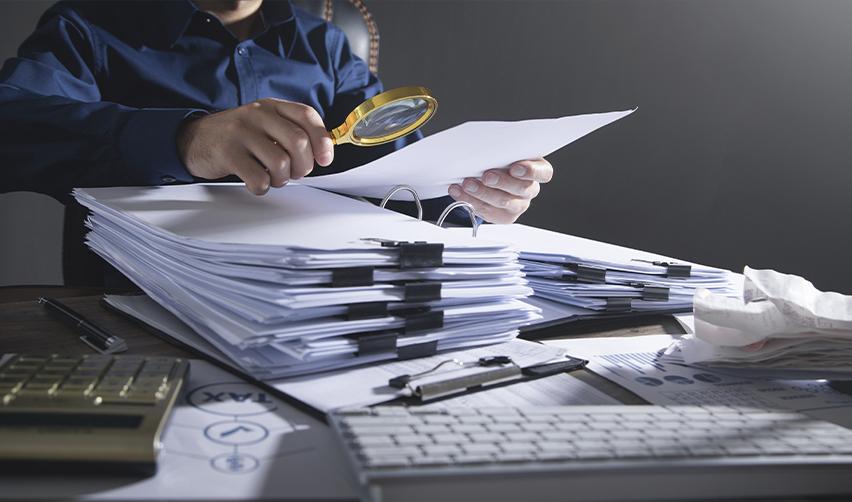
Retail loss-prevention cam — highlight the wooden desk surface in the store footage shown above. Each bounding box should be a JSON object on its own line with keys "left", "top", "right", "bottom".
{"left": 0, "top": 287, "right": 686, "bottom": 405}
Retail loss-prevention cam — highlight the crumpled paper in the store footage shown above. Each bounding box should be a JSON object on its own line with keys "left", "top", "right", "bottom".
{"left": 676, "top": 266, "right": 852, "bottom": 372}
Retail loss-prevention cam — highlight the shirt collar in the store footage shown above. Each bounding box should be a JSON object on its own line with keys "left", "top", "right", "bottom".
{"left": 147, "top": 0, "right": 296, "bottom": 48}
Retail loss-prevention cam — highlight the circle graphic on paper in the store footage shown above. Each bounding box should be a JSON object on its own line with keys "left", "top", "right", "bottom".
{"left": 204, "top": 420, "right": 269, "bottom": 446}
{"left": 663, "top": 375, "right": 694, "bottom": 385}
{"left": 693, "top": 373, "right": 722, "bottom": 383}
{"left": 211, "top": 452, "right": 260, "bottom": 474}
{"left": 635, "top": 377, "right": 664, "bottom": 387}
{"left": 187, "top": 382, "right": 279, "bottom": 416}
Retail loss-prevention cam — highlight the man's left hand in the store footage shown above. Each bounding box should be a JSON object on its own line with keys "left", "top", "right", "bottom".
{"left": 448, "top": 158, "right": 553, "bottom": 224}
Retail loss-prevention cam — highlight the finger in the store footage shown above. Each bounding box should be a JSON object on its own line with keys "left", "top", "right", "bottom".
{"left": 508, "top": 158, "right": 553, "bottom": 183}
{"left": 232, "top": 152, "right": 272, "bottom": 195}
{"left": 448, "top": 184, "right": 524, "bottom": 224}
{"left": 480, "top": 169, "right": 540, "bottom": 199}
{"left": 258, "top": 113, "right": 314, "bottom": 180}
{"left": 245, "top": 136, "right": 291, "bottom": 187}
{"left": 270, "top": 100, "right": 334, "bottom": 167}
{"left": 460, "top": 178, "right": 515, "bottom": 209}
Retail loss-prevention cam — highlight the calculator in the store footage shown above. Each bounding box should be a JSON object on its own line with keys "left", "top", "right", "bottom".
{"left": 0, "top": 354, "right": 189, "bottom": 474}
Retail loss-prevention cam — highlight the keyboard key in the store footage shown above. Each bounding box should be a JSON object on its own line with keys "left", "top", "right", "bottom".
{"left": 394, "top": 434, "right": 432, "bottom": 446}
{"left": 453, "top": 454, "right": 493, "bottom": 464}
{"left": 469, "top": 432, "right": 503, "bottom": 443}
{"left": 423, "top": 444, "right": 462, "bottom": 456}
{"left": 364, "top": 456, "right": 410, "bottom": 468}
{"left": 462, "top": 443, "right": 500, "bottom": 454}
{"left": 432, "top": 433, "right": 467, "bottom": 444}
{"left": 410, "top": 455, "right": 452, "bottom": 466}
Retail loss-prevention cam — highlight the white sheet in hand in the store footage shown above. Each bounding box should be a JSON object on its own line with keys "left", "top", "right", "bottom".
{"left": 301, "top": 109, "right": 635, "bottom": 200}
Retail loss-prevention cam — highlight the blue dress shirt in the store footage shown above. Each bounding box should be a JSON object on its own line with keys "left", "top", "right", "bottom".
{"left": 0, "top": 0, "right": 445, "bottom": 214}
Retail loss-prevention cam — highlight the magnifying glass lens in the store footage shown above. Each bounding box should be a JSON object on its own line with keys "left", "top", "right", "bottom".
{"left": 353, "top": 97, "right": 431, "bottom": 140}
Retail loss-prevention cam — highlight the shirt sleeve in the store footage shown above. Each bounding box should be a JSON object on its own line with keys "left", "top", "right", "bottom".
{"left": 0, "top": 6, "right": 204, "bottom": 201}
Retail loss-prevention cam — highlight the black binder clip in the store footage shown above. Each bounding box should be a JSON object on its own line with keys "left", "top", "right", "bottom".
{"left": 402, "top": 281, "right": 442, "bottom": 302}
{"left": 563, "top": 263, "right": 606, "bottom": 283}
{"left": 362, "top": 239, "right": 444, "bottom": 269}
{"left": 631, "top": 259, "right": 692, "bottom": 278}
{"left": 398, "top": 309, "right": 444, "bottom": 333}
{"left": 657, "top": 262, "right": 691, "bottom": 278}
{"left": 397, "top": 340, "right": 439, "bottom": 360}
{"left": 346, "top": 302, "right": 389, "bottom": 320}
{"left": 355, "top": 332, "right": 398, "bottom": 356}
{"left": 605, "top": 297, "right": 632, "bottom": 312}
{"left": 628, "top": 282, "right": 670, "bottom": 301}
{"left": 331, "top": 267, "right": 374, "bottom": 287}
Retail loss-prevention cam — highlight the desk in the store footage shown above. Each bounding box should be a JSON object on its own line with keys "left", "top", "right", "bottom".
{"left": 0, "top": 286, "right": 688, "bottom": 501}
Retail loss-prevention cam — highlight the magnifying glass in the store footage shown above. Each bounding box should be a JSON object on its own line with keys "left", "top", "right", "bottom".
{"left": 329, "top": 86, "right": 438, "bottom": 147}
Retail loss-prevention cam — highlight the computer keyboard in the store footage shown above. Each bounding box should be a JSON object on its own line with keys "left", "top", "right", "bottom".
{"left": 329, "top": 405, "right": 852, "bottom": 502}
{"left": 0, "top": 354, "right": 188, "bottom": 474}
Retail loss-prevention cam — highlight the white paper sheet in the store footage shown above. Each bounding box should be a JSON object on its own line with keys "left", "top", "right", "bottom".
{"left": 301, "top": 109, "right": 635, "bottom": 199}
{"left": 543, "top": 335, "right": 852, "bottom": 426}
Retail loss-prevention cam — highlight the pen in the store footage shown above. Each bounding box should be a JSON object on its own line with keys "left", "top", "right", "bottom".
{"left": 38, "top": 297, "right": 127, "bottom": 354}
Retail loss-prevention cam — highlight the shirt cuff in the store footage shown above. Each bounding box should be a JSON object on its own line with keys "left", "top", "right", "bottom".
{"left": 117, "top": 108, "right": 207, "bottom": 186}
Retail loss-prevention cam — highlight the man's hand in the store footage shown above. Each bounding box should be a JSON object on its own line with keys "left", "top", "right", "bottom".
{"left": 448, "top": 158, "right": 553, "bottom": 224}
{"left": 176, "top": 98, "right": 334, "bottom": 195}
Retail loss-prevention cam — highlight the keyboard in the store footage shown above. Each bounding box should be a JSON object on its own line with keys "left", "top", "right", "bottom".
{"left": 329, "top": 405, "right": 852, "bottom": 502}
{"left": 0, "top": 354, "right": 188, "bottom": 474}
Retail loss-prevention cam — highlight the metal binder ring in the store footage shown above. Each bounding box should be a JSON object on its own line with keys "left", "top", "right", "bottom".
{"left": 437, "top": 201, "right": 479, "bottom": 237}
{"left": 379, "top": 184, "right": 423, "bottom": 221}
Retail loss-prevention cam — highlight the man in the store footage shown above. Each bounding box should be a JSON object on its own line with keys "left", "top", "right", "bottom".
{"left": 0, "top": 0, "right": 552, "bottom": 280}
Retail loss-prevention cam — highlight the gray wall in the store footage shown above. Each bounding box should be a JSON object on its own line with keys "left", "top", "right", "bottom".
{"left": 2, "top": 0, "right": 851, "bottom": 292}
{"left": 0, "top": 1, "right": 64, "bottom": 286}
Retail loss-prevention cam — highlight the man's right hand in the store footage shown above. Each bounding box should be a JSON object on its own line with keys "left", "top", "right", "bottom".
{"left": 176, "top": 98, "right": 334, "bottom": 195}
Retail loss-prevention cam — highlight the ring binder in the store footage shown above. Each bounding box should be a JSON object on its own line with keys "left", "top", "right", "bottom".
{"left": 378, "top": 185, "right": 479, "bottom": 237}
{"left": 437, "top": 201, "right": 479, "bottom": 237}
{"left": 380, "top": 184, "right": 423, "bottom": 221}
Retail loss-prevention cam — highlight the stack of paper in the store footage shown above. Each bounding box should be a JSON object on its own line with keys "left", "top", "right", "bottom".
{"left": 74, "top": 184, "right": 539, "bottom": 379}
{"left": 452, "top": 224, "right": 738, "bottom": 319}
{"left": 677, "top": 267, "right": 852, "bottom": 373}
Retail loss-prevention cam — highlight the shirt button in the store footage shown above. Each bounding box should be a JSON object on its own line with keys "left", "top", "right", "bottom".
{"left": 237, "top": 47, "right": 247, "bottom": 56}
{"left": 161, "top": 175, "right": 176, "bottom": 184}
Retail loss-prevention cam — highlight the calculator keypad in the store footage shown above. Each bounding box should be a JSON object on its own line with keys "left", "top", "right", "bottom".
{"left": 0, "top": 354, "right": 181, "bottom": 406}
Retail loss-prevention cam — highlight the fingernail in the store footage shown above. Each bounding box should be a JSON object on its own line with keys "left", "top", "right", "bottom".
{"left": 484, "top": 173, "right": 499, "bottom": 186}
{"left": 317, "top": 153, "right": 333, "bottom": 166}
{"left": 448, "top": 185, "right": 462, "bottom": 197}
{"left": 510, "top": 165, "right": 526, "bottom": 177}
{"left": 464, "top": 180, "right": 479, "bottom": 193}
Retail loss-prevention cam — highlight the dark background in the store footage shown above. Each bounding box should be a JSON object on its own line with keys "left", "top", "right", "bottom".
{"left": 1, "top": 0, "right": 851, "bottom": 292}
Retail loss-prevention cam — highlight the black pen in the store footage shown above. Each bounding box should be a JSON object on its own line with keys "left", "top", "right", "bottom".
{"left": 38, "top": 297, "right": 127, "bottom": 354}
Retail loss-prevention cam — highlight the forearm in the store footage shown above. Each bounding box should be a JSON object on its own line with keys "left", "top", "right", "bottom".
{"left": 0, "top": 85, "right": 202, "bottom": 200}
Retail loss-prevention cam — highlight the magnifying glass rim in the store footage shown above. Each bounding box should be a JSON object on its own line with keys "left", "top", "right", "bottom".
{"left": 331, "top": 86, "right": 438, "bottom": 146}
